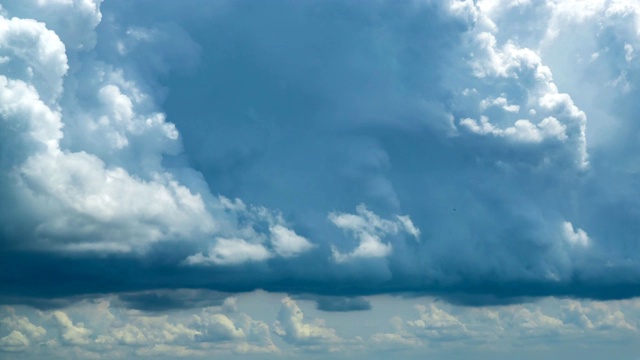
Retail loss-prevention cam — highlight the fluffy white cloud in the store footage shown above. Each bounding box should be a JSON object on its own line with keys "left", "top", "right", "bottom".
{"left": 185, "top": 199, "right": 315, "bottom": 265}
{"left": 1, "top": 311, "right": 46, "bottom": 340}
{"left": 53, "top": 311, "right": 92, "bottom": 345}
{"left": 0, "top": 330, "right": 30, "bottom": 352}
{"left": 273, "top": 297, "right": 342, "bottom": 348}
{"left": 2, "top": 0, "right": 102, "bottom": 51}
{"left": 0, "top": 15, "right": 68, "bottom": 102}
{"left": 369, "top": 296, "right": 639, "bottom": 351}
{"left": 449, "top": 7, "right": 589, "bottom": 167}
{"left": 460, "top": 115, "right": 567, "bottom": 143}
{"left": 0, "top": 310, "right": 46, "bottom": 353}
{"left": 18, "top": 152, "right": 216, "bottom": 252}
{"left": 329, "top": 204, "right": 420, "bottom": 262}
{"left": 186, "top": 238, "right": 272, "bottom": 266}
{"left": 2, "top": 295, "right": 640, "bottom": 358}
{"left": 407, "top": 304, "right": 471, "bottom": 341}
{"left": 0, "top": 4, "right": 217, "bottom": 252}
{"left": 0, "top": 296, "right": 279, "bottom": 358}
{"left": 270, "top": 224, "right": 315, "bottom": 258}
{"left": 562, "top": 221, "right": 590, "bottom": 247}
{"left": 0, "top": 2, "right": 322, "bottom": 259}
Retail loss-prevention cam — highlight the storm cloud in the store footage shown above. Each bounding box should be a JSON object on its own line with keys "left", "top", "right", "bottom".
{"left": 1, "top": 0, "right": 640, "bottom": 327}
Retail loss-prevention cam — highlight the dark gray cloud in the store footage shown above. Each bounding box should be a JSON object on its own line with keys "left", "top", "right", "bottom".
{"left": 116, "top": 289, "right": 229, "bottom": 312}
{"left": 314, "top": 297, "right": 372, "bottom": 312}
{"left": 293, "top": 295, "right": 372, "bottom": 312}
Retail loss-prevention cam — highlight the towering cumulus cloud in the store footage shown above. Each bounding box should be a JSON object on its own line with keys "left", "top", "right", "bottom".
{"left": 1, "top": 0, "right": 640, "bottom": 358}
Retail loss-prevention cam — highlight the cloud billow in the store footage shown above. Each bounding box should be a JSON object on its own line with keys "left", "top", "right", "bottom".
{"left": 1, "top": 0, "right": 640, "bottom": 312}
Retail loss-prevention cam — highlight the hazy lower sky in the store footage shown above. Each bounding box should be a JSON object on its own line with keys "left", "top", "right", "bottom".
{"left": 1, "top": 0, "right": 640, "bottom": 359}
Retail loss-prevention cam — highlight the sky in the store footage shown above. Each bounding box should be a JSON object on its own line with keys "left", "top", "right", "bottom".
{"left": 1, "top": 0, "right": 640, "bottom": 358}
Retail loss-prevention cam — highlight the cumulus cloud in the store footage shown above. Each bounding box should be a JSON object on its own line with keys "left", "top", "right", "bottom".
{"left": 2, "top": 295, "right": 640, "bottom": 358}
{"left": 329, "top": 204, "right": 419, "bottom": 263}
{"left": 273, "top": 297, "right": 343, "bottom": 348}
{"left": 270, "top": 224, "right": 315, "bottom": 258}
{"left": 460, "top": 115, "right": 568, "bottom": 143}
{"left": 406, "top": 304, "right": 471, "bottom": 342}
{"left": 0, "top": 3, "right": 222, "bottom": 255}
{"left": 2, "top": 0, "right": 102, "bottom": 52}
{"left": 370, "top": 296, "right": 639, "bottom": 351}
{"left": 185, "top": 197, "right": 315, "bottom": 265}
{"left": 0, "top": 295, "right": 279, "bottom": 358}
{"left": 1, "top": 311, "right": 45, "bottom": 339}
{"left": 562, "top": 221, "right": 590, "bottom": 247}
{"left": 187, "top": 238, "right": 272, "bottom": 266}
{"left": 0, "top": 330, "right": 30, "bottom": 352}
{"left": 53, "top": 311, "right": 93, "bottom": 345}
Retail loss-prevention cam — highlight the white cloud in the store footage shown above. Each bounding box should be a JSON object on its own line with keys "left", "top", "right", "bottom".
{"left": 562, "top": 221, "right": 590, "bottom": 247}
{"left": 460, "top": 115, "right": 567, "bottom": 143}
{"left": 480, "top": 96, "right": 521, "bottom": 112}
{"left": 185, "top": 199, "right": 315, "bottom": 265}
{"left": 53, "top": 311, "right": 93, "bottom": 345}
{"left": 0, "top": 5, "right": 223, "bottom": 253}
{"left": 186, "top": 238, "right": 272, "bottom": 266}
{"left": 28, "top": 297, "right": 279, "bottom": 356}
{"left": 2, "top": 295, "right": 640, "bottom": 357}
{"left": 510, "top": 307, "right": 564, "bottom": 337}
{"left": 273, "top": 297, "right": 342, "bottom": 348}
{"left": 0, "top": 330, "right": 30, "bottom": 352}
{"left": 0, "top": 3, "right": 324, "bottom": 259}
{"left": 368, "top": 296, "right": 640, "bottom": 352}
{"left": 0, "top": 15, "right": 68, "bottom": 102}
{"left": 17, "top": 151, "right": 217, "bottom": 252}
{"left": 194, "top": 312, "right": 244, "bottom": 341}
{"left": 407, "top": 304, "right": 471, "bottom": 341}
{"left": 269, "top": 224, "right": 315, "bottom": 258}
{"left": 446, "top": 2, "right": 589, "bottom": 167}
{"left": 2, "top": 0, "right": 102, "bottom": 51}
{"left": 1, "top": 311, "right": 46, "bottom": 340}
{"left": 329, "top": 204, "right": 420, "bottom": 263}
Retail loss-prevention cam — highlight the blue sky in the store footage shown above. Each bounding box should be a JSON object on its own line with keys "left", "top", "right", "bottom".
{"left": 1, "top": 0, "right": 640, "bottom": 358}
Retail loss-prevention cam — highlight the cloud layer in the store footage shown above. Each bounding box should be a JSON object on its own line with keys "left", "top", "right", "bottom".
{"left": 1, "top": 293, "right": 639, "bottom": 359}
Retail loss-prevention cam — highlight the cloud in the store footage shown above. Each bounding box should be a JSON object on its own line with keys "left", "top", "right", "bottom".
{"left": 562, "top": 221, "right": 590, "bottom": 247}
{"left": 314, "top": 297, "right": 372, "bottom": 313}
{"left": 0, "top": 15, "right": 68, "bottom": 102}
{"left": 273, "top": 297, "right": 343, "bottom": 348}
{"left": 187, "top": 238, "right": 272, "bottom": 266}
{"left": 329, "top": 204, "right": 420, "bottom": 263}
{"left": 370, "top": 296, "right": 640, "bottom": 351}
{"left": 270, "top": 224, "right": 315, "bottom": 258}
{"left": 2, "top": 295, "right": 639, "bottom": 358}
{"left": 2, "top": 0, "right": 102, "bottom": 52}
{"left": 4, "top": 0, "right": 640, "bottom": 321}
{"left": 116, "top": 289, "right": 230, "bottom": 312}
{"left": 0, "top": 295, "right": 280, "bottom": 357}
{"left": 406, "top": 304, "right": 471, "bottom": 342}
{"left": 0, "top": 330, "right": 30, "bottom": 352}
{"left": 0, "top": 4, "right": 221, "bottom": 255}
{"left": 460, "top": 116, "right": 567, "bottom": 143}
{"left": 1, "top": 311, "right": 45, "bottom": 341}
{"left": 184, "top": 199, "right": 315, "bottom": 265}
{"left": 53, "top": 311, "right": 93, "bottom": 345}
